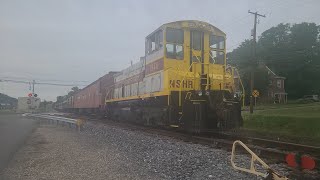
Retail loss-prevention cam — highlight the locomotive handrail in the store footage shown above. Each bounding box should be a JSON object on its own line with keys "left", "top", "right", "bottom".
{"left": 234, "top": 68, "right": 245, "bottom": 107}
{"left": 178, "top": 50, "right": 205, "bottom": 107}
{"left": 178, "top": 61, "right": 198, "bottom": 106}
{"left": 178, "top": 58, "right": 214, "bottom": 107}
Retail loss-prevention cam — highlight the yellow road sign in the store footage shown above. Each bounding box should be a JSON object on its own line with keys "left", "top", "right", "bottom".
{"left": 252, "top": 90, "right": 259, "bottom": 97}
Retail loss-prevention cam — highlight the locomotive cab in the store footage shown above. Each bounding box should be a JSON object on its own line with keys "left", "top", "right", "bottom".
{"left": 156, "top": 21, "right": 242, "bottom": 132}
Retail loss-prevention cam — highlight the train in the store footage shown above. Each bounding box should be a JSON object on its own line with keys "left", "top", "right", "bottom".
{"left": 57, "top": 20, "right": 243, "bottom": 133}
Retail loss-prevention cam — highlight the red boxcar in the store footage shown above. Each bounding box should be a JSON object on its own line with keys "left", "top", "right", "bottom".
{"left": 73, "top": 71, "right": 117, "bottom": 114}
{"left": 99, "top": 71, "right": 118, "bottom": 109}
{"left": 74, "top": 80, "right": 100, "bottom": 109}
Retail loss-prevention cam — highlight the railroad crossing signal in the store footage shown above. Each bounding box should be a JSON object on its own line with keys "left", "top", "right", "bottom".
{"left": 28, "top": 93, "right": 38, "bottom": 97}
{"left": 252, "top": 90, "right": 259, "bottom": 97}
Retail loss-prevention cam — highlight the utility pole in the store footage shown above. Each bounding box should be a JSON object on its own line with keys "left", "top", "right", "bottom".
{"left": 248, "top": 10, "right": 265, "bottom": 114}
{"left": 32, "top": 80, "right": 35, "bottom": 94}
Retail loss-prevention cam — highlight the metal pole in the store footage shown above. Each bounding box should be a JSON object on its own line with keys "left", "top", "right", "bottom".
{"left": 32, "top": 80, "right": 35, "bottom": 94}
{"left": 248, "top": 11, "right": 265, "bottom": 114}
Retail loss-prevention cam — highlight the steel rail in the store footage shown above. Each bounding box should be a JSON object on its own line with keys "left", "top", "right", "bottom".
{"left": 57, "top": 113, "right": 320, "bottom": 178}
{"left": 207, "top": 132, "right": 320, "bottom": 158}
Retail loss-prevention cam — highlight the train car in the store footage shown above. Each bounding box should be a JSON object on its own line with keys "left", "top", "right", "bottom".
{"left": 99, "top": 72, "right": 119, "bottom": 109}
{"left": 73, "top": 72, "right": 117, "bottom": 115}
{"left": 105, "top": 20, "right": 242, "bottom": 133}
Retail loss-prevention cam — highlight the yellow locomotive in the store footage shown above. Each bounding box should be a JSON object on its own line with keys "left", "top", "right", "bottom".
{"left": 105, "top": 20, "right": 242, "bottom": 133}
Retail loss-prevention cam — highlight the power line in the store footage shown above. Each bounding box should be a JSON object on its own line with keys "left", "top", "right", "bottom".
{"left": 228, "top": 0, "right": 318, "bottom": 51}
{"left": 0, "top": 78, "right": 86, "bottom": 87}
{"left": 0, "top": 76, "right": 89, "bottom": 83}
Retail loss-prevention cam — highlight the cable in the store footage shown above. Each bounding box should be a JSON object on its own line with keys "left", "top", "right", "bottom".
{"left": 228, "top": 0, "right": 318, "bottom": 50}
{"left": 0, "top": 76, "right": 89, "bottom": 83}
{"left": 262, "top": 0, "right": 318, "bottom": 25}
{"left": 0, "top": 78, "right": 86, "bottom": 87}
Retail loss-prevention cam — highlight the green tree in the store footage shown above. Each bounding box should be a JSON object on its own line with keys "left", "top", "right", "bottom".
{"left": 68, "top": 86, "right": 80, "bottom": 96}
{"left": 228, "top": 22, "right": 320, "bottom": 99}
{"left": 56, "top": 96, "right": 64, "bottom": 103}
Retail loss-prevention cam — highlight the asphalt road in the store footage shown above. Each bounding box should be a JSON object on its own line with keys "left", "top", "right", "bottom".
{"left": 0, "top": 113, "right": 37, "bottom": 172}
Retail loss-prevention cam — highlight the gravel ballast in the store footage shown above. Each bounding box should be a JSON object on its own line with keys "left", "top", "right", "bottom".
{"left": 1, "top": 122, "right": 289, "bottom": 180}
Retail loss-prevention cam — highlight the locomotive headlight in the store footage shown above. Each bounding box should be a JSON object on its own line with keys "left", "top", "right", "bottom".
{"left": 198, "top": 91, "right": 203, "bottom": 96}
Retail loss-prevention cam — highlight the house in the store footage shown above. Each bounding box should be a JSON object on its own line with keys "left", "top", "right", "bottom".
{"left": 265, "top": 66, "right": 287, "bottom": 103}
{"left": 232, "top": 65, "right": 287, "bottom": 104}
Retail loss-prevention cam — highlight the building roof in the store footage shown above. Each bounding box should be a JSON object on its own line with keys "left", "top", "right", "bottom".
{"left": 265, "top": 65, "right": 286, "bottom": 79}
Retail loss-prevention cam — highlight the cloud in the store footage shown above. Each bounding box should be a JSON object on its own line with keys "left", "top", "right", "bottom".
{"left": 0, "top": 0, "right": 319, "bottom": 101}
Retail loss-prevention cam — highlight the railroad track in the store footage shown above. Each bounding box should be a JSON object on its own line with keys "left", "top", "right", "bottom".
{"left": 219, "top": 133, "right": 320, "bottom": 156}
{"left": 60, "top": 113, "right": 320, "bottom": 178}
{"left": 66, "top": 113, "right": 320, "bottom": 156}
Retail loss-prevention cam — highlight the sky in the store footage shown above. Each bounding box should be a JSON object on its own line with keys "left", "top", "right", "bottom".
{"left": 0, "top": 0, "right": 319, "bottom": 101}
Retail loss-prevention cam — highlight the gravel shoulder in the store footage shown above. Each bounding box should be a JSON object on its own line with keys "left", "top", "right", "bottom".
{"left": 1, "top": 122, "right": 289, "bottom": 180}
{"left": 1, "top": 126, "right": 159, "bottom": 180}
{"left": 0, "top": 114, "right": 37, "bottom": 172}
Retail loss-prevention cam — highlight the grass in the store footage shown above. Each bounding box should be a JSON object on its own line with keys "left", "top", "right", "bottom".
{"left": 242, "top": 102, "right": 320, "bottom": 145}
{"left": 245, "top": 100, "right": 320, "bottom": 110}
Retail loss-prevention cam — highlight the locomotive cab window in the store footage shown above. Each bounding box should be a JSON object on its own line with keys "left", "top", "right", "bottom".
{"left": 210, "top": 35, "right": 225, "bottom": 49}
{"left": 146, "top": 30, "right": 163, "bottom": 55}
{"left": 209, "top": 35, "right": 225, "bottom": 64}
{"left": 191, "top": 31, "right": 203, "bottom": 50}
{"left": 210, "top": 51, "right": 225, "bottom": 64}
{"left": 166, "top": 28, "right": 184, "bottom": 60}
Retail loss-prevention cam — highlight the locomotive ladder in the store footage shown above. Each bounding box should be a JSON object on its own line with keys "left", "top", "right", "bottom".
{"left": 178, "top": 60, "right": 212, "bottom": 132}
{"left": 178, "top": 61, "right": 212, "bottom": 107}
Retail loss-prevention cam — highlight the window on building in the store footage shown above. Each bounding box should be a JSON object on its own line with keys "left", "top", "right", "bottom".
{"left": 269, "top": 80, "right": 273, "bottom": 85}
{"left": 277, "top": 80, "right": 281, "bottom": 88}
{"left": 166, "top": 28, "right": 184, "bottom": 60}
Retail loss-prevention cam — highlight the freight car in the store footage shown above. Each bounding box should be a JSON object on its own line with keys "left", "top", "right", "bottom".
{"left": 103, "top": 20, "right": 243, "bottom": 133}
{"left": 71, "top": 72, "right": 118, "bottom": 115}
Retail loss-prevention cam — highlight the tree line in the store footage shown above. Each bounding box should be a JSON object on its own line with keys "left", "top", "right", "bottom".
{"left": 55, "top": 86, "right": 80, "bottom": 103}
{"left": 227, "top": 22, "right": 320, "bottom": 99}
